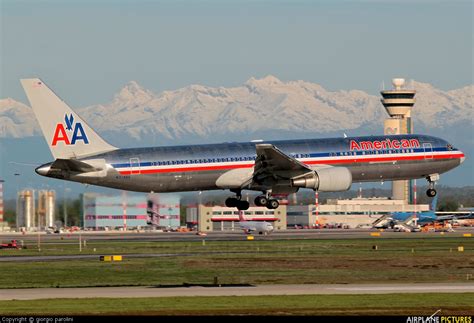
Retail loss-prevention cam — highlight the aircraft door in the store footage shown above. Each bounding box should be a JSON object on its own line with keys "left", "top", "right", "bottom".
{"left": 130, "top": 157, "right": 141, "bottom": 175}
{"left": 423, "top": 143, "right": 433, "bottom": 159}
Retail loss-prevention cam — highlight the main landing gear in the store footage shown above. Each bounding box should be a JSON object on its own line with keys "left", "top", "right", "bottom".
{"left": 426, "top": 174, "right": 439, "bottom": 197}
{"left": 225, "top": 190, "right": 250, "bottom": 210}
{"left": 254, "top": 192, "right": 279, "bottom": 209}
{"left": 225, "top": 190, "right": 280, "bottom": 210}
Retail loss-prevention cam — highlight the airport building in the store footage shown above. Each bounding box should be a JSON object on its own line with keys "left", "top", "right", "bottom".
{"left": 287, "top": 197, "right": 429, "bottom": 228}
{"left": 83, "top": 193, "right": 147, "bottom": 229}
{"left": 83, "top": 193, "right": 180, "bottom": 230}
{"left": 187, "top": 204, "right": 287, "bottom": 232}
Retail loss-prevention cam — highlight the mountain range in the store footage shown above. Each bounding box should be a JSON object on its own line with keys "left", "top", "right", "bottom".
{"left": 1, "top": 75, "right": 472, "bottom": 143}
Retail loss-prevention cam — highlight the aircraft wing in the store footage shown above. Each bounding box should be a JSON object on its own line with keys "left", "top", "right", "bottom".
{"left": 217, "top": 143, "right": 326, "bottom": 193}
{"left": 251, "top": 144, "right": 313, "bottom": 191}
{"left": 255, "top": 144, "right": 310, "bottom": 172}
{"left": 436, "top": 214, "right": 472, "bottom": 221}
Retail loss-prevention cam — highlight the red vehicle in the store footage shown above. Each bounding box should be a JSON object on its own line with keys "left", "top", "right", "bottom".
{"left": 0, "top": 240, "right": 20, "bottom": 249}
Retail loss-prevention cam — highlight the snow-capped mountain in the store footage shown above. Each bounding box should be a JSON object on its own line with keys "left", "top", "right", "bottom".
{"left": 1, "top": 76, "right": 472, "bottom": 141}
{"left": 79, "top": 75, "right": 386, "bottom": 140}
{"left": 0, "top": 98, "right": 40, "bottom": 138}
{"left": 410, "top": 82, "right": 473, "bottom": 129}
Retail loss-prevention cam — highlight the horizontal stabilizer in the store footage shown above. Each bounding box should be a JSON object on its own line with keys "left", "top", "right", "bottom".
{"left": 50, "top": 159, "right": 99, "bottom": 173}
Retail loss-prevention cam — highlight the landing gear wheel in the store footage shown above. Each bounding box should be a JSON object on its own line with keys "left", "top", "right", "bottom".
{"left": 236, "top": 200, "right": 250, "bottom": 211}
{"left": 266, "top": 199, "right": 279, "bottom": 209}
{"left": 425, "top": 174, "right": 439, "bottom": 198}
{"left": 254, "top": 195, "right": 268, "bottom": 207}
{"left": 426, "top": 188, "right": 437, "bottom": 197}
{"left": 225, "top": 197, "right": 238, "bottom": 208}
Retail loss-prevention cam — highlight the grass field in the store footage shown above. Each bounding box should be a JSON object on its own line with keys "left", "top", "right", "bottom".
{"left": 0, "top": 293, "right": 473, "bottom": 315}
{"left": 0, "top": 237, "right": 473, "bottom": 288}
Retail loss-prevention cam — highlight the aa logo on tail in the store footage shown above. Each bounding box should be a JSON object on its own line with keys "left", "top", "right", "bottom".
{"left": 52, "top": 113, "right": 89, "bottom": 146}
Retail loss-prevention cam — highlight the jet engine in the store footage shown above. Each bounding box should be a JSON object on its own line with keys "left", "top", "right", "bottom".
{"left": 291, "top": 167, "right": 352, "bottom": 191}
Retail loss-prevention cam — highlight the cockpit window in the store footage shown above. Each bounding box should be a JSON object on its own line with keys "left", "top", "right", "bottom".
{"left": 447, "top": 144, "right": 454, "bottom": 151}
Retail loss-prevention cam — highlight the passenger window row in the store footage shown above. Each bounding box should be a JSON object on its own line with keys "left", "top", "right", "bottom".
{"left": 151, "top": 156, "right": 257, "bottom": 166}
{"left": 329, "top": 149, "right": 415, "bottom": 157}
{"left": 146, "top": 148, "right": 418, "bottom": 166}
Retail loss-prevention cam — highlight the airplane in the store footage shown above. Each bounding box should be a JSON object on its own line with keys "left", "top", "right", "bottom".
{"left": 238, "top": 211, "right": 274, "bottom": 235}
{"left": 436, "top": 211, "right": 474, "bottom": 226}
{"left": 21, "top": 78, "right": 466, "bottom": 211}
{"left": 390, "top": 195, "right": 438, "bottom": 225}
{"left": 451, "top": 218, "right": 474, "bottom": 227}
{"left": 387, "top": 195, "right": 473, "bottom": 228}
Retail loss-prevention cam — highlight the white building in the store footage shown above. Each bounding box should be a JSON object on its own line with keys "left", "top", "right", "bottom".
{"left": 187, "top": 204, "right": 287, "bottom": 232}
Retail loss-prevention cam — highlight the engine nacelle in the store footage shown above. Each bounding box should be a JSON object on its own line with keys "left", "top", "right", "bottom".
{"left": 291, "top": 167, "right": 352, "bottom": 192}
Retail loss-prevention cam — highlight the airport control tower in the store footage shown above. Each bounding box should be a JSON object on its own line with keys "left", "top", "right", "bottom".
{"left": 381, "top": 78, "right": 415, "bottom": 203}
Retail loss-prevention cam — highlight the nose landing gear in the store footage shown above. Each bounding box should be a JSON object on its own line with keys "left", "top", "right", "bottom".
{"left": 426, "top": 188, "right": 437, "bottom": 197}
{"left": 426, "top": 174, "right": 439, "bottom": 197}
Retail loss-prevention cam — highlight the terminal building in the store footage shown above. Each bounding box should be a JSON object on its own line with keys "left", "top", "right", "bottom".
{"left": 186, "top": 204, "right": 287, "bottom": 232}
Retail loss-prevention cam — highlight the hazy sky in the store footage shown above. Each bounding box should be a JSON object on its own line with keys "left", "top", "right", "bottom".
{"left": 1, "top": 0, "right": 472, "bottom": 107}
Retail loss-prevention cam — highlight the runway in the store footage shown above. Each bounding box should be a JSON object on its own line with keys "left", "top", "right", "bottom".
{"left": 1, "top": 283, "right": 473, "bottom": 300}
{"left": 1, "top": 227, "right": 473, "bottom": 243}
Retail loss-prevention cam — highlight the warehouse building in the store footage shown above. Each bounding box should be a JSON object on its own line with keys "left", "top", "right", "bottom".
{"left": 83, "top": 193, "right": 180, "bottom": 230}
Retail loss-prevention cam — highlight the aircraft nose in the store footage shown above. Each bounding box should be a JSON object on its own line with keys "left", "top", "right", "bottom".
{"left": 35, "top": 165, "right": 51, "bottom": 176}
{"left": 460, "top": 156, "right": 466, "bottom": 164}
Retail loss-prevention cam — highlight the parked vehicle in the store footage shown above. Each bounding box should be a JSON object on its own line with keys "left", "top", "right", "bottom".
{"left": 0, "top": 240, "right": 20, "bottom": 249}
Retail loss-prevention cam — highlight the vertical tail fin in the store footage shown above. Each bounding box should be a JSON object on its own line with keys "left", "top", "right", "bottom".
{"left": 20, "top": 78, "right": 117, "bottom": 159}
